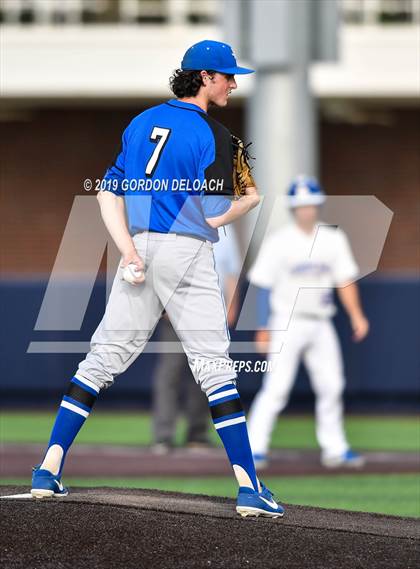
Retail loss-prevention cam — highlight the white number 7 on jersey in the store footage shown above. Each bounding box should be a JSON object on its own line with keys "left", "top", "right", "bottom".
{"left": 145, "top": 126, "right": 171, "bottom": 176}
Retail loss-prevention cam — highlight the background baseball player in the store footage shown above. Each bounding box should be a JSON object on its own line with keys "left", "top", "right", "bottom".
{"left": 30, "top": 40, "right": 284, "bottom": 518}
{"left": 247, "top": 176, "right": 369, "bottom": 469}
{"left": 152, "top": 224, "right": 241, "bottom": 452}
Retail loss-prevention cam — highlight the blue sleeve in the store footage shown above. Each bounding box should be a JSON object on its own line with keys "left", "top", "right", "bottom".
{"left": 256, "top": 285, "right": 271, "bottom": 328}
{"left": 103, "top": 127, "right": 129, "bottom": 196}
{"left": 201, "top": 195, "right": 232, "bottom": 218}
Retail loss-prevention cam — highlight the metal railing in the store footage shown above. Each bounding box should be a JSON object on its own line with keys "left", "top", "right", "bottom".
{"left": 1, "top": 0, "right": 418, "bottom": 27}
{"left": 342, "top": 0, "right": 420, "bottom": 24}
{"left": 0, "top": 0, "right": 220, "bottom": 25}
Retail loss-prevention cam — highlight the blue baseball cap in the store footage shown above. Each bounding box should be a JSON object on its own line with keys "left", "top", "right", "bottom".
{"left": 287, "top": 175, "right": 326, "bottom": 208}
{"left": 181, "top": 40, "right": 254, "bottom": 75}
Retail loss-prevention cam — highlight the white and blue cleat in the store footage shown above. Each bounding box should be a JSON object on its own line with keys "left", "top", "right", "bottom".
{"left": 321, "top": 449, "right": 366, "bottom": 469}
{"left": 236, "top": 483, "right": 284, "bottom": 518}
{"left": 31, "top": 466, "right": 69, "bottom": 499}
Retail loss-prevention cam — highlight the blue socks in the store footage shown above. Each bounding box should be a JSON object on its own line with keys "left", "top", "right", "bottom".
{"left": 208, "top": 383, "right": 259, "bottom": 491}
{"left": 42, "top": 376, "right": 258, "bottom": 493}
{"left": 41, "top": 375, "right": 99, "bottom": 475}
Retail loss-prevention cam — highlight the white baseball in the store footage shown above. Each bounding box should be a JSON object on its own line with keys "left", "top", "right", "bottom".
{"left": 122, "top": 263, "right": 144, "bottom": 285}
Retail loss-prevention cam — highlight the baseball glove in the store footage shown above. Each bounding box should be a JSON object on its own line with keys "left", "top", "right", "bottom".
{"left": 232, "top": 134, "right": 256, "bottom": 197}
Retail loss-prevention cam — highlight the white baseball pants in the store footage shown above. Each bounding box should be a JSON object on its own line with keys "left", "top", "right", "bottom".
{"left": 248, "top": 317, "right": 350, "bottom": 459}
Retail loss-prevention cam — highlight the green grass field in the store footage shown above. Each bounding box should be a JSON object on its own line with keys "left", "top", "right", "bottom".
{"left": 1, "top": 411, "right": 419, "bottom": 451}
{"left": 1, "top": 412, "right": 419, "bottom": 517}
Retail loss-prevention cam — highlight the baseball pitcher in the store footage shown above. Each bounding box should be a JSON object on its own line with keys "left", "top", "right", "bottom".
{"left": 31, "top": 40, "right": 284, "bottom": 518}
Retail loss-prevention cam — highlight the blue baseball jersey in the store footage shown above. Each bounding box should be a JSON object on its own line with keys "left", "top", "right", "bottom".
{"left": 103, "top": 99, "right": 234, "bottom": 242}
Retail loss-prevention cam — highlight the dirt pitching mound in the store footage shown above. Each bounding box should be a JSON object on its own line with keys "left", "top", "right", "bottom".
{"left": 1, "top": 486, "right": 419, "bottom": 569}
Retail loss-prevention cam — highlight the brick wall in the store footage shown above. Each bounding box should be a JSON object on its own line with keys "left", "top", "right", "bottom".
{"left": 1, "top": 105, "right": 418, "bottom": 273}
{"left": 320, "top": 108, "right": 420, "bottom": 272}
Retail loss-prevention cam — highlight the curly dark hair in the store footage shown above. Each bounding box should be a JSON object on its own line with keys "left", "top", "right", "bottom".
{"left": 169, "top": 69, "right": 215, "bottom": 98}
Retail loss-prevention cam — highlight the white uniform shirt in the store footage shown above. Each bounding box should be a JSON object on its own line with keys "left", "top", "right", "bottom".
{"left": 248, "top": 222, "right": 358, "bottom": 326}
{"left": 213, "top": 225, "right": 241, "bottom": 295}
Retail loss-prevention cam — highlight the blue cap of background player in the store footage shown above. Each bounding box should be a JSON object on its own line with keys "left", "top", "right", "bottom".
{"left": 287, "top": 175, "right": 326, "bottom": 208}
{"left": 181, "top": 40, "right": 254, "bottom": 75}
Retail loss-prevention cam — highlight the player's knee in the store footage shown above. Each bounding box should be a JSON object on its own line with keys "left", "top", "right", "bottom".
{"left": 260, "top": 379, "right": 290, "bottom": 406}
{"left": 75, "top": 365, "right": 111, "bottom": 392}
{"left": 271, "top": 390, "right": 290, "bottom": 410}
{"left": 200, "top": 377, "right": 237, "bottom": 398}
{"left": 317, "top": 381, "right": 344, "bottom": 403}
{"left": 187, "top": 355, "right": 237, "bottom": 397}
